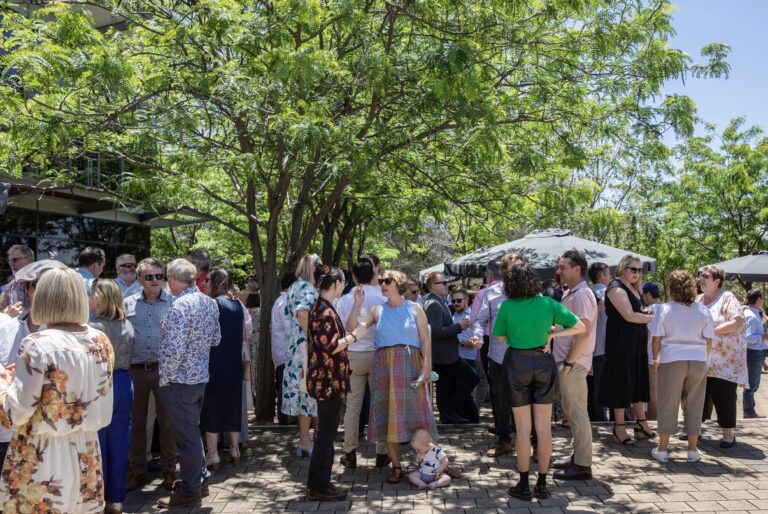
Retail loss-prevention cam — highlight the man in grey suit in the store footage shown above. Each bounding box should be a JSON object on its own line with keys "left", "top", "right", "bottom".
{"left": 423, "top": 272, "right": 479, "bottom": 424}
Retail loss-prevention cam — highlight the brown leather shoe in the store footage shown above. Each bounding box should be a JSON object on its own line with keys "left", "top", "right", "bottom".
{"left": 172, "top": 479, "right": 210, "bottom": 498}
{"left": 307, "top": 488, "right": 346, "bottom": 501}
{"left": 161, "top": 471, "right": 176, "bottom": 491}
{"left": 340, "top": 450, "right": 357, "bottom": 468}
{"left": 487, "top": 441, "right": 514, "bottom": 458}
{"left": 125, "top": 472, "right": 148, "bottom": 492}
{"left": 104, "top": 502, "right": 123, "bottom": 514}
{"left": 157, "top": 491, "right": 202, "bottom": 508}
{"left": 386, "top": 466, "right": 403, "bottom": 484}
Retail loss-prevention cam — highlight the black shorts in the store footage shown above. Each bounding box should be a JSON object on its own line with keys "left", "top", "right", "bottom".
{"left": 503, "top": 347, "right": 558, "bottom": 407}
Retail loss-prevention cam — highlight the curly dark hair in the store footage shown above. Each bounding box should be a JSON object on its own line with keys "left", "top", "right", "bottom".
{"left": 503, "top": 264, "right": 542, "bottom": 299}
{"left": 667, "top": 270, "right": 696, "bottom": 306}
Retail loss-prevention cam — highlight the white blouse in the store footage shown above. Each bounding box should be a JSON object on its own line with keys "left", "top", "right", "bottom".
{"left": 650, "top": 301, "right": 715, "bottom": 363}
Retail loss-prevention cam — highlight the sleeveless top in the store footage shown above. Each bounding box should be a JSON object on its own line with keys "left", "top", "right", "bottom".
{"left": 604, "top": 278, "right": 646, "bottom": 352}
{"left": 374, "top": 300, "right": 421, "bottom": 349}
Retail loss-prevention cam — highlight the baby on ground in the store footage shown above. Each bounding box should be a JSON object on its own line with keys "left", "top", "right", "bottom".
{"left": 409, "top": 429, "right": 451, "bottom": 490}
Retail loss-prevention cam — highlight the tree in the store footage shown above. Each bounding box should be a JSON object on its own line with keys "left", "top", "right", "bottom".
{"left": 0, "top": 0, "right": 727, "bottom": 419}
{"left": 650, "top": 118, "right": 768, "bottom": 285}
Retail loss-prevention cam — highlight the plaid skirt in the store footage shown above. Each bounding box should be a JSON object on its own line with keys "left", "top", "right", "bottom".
{"left": 368, "top": 345, "right": 438, "bottom": 444}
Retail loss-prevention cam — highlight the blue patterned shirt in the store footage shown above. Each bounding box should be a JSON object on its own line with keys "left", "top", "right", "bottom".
{"left": 125, "top": 288, "right": 171, "bottom": 364}
{"left": 159, "top": 286, "right": 221, "bottom": 387}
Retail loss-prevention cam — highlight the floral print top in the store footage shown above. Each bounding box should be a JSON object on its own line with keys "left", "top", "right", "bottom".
{"left": 0, "top": 326, "right": 114, "bottom": 437}
{"left": 0, "top": 326, "right": 114, "bottom": 514}
{"left": 159, "top": 286, "right": 221, "bottom": 387}
{"left": 700, "top": 291, "right": 748, "bottom": 387}
{"left": 307, "top": 297, "right": 350, "bottom": 401}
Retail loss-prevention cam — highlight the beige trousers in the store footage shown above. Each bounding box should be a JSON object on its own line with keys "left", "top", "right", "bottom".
{"left": 343, "top": 350, "right": 387, "bottom": 454}
{"left": 558, "top": 363, "right": 592, "bottom": 467}
{"left": 656, "top": 360, "right": 708, "bottom": 436}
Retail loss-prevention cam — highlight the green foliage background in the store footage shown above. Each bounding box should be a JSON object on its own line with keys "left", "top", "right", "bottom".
{"left": 3, "top": 0, "right": 766, "bottom": 418}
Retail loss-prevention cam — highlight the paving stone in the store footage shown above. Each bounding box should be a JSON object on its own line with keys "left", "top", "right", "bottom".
{"left": 122, "top": 419, "right": 768, "bottom": 513}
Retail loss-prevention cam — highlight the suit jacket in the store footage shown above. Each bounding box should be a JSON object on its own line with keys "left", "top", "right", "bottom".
{"left": 423, "top": 292, "right": 461, "bottom": 365}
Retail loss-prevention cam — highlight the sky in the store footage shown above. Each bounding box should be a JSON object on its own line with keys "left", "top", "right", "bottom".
{"left": 663, "top": 0, "right": 768, "bottom": 139}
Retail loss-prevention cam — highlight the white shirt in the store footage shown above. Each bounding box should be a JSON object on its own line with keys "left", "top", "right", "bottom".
{"left": 0, "top": 313, "right": 27, "bottom": 442}
{"left": 649, "top": 301, "right": 715, "bottom": 363}
{"left": 417, "top": 444, "right": 447, "bottom": 478}
{"left": 270, "top": 292, "right": 291, "bottom": 368}
{"left": 335, "top": 284, "right": 387, "bottom": 352}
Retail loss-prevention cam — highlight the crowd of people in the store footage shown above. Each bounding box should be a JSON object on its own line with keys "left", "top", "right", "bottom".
{"left": 0, "top": 246, "right": 251, "bottom": 512}
{"left": 271, "top": 250, "right": 764, "bottom": 501}
{"left": 0, "top": 242, "right": 765, "bottom": 510}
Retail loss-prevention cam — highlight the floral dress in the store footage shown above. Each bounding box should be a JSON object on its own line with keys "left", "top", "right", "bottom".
{"left": 281, "top": 280, "right": 318, "bottom": 417}
{"left": 702, "top": 291, "right": 748, "bottom": 387}
{"left": 0, "top": 326, "right": 114, "bottom": 514}
{"left": 306, "top": 297, "right": 350, "bottom": 401}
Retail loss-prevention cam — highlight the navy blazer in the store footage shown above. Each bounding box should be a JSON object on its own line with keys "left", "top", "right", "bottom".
{"left": 423, "top": 292, "right": 461, "bottom": 365}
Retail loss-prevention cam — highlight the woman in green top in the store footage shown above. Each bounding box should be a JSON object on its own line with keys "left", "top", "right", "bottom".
{"left": 492, "top": 265, "right": 585, "bottom": 501}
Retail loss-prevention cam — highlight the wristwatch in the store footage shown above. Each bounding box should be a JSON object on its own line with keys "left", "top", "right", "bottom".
{"left": 563, "top": 361, "right": 574, "bottom": 368}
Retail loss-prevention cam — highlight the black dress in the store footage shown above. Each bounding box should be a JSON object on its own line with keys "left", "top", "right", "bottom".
{"left": 200, "top": 296, "right": 244, "bottom": 432}
{"left": 598, "top": 279, "right": 650, "bottom": 408}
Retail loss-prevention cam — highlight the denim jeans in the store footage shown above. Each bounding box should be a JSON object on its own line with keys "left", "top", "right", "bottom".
{"left": 743, "top": 349, "right": 767, "bottom": 416}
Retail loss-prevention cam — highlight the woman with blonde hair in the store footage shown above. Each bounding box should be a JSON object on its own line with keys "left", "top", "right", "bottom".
{"left": 599, "top": 254, "right": 655, "bottom": 445}
{"left": 348, "top": 269, "right": 437, "bottom": 484}
{"left": 650, "top": 271, "right": 714, "bottom": 463}
{"left": 282, "top": 254, "right": 324, "bottom": 456}
{"left": 698, "top": 264, "right": 746, "bottom": 448}
{"left": 89, "top": 279, "right": 134, "bottom": 514}
{"left": 0, "top": 267, "right": 114, "bottom": 513}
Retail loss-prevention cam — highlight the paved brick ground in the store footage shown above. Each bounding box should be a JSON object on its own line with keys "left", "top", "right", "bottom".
{"left": 124, "top": 375, "right": 768, "bottom": 513}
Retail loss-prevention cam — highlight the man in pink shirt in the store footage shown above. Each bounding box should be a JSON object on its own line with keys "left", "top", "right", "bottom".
{"left": 552, "top": 250, "right": 597, "bottom": 480}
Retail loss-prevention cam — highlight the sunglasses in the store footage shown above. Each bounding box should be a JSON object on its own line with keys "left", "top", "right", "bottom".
{"left": 451, "top": 298, "right": 466, "bottom": 304}
{"left": 9, "top": 257, "right": 30, "bottom": 264}
{"left": 628, "top": 267, "right": 643, "bottom": 274}
{"left": 118, "top": 263, "right": 137, "bottom": 269}
{"left": 143, "top": 274, "right": 165, "bottom": 281}
{"left": 434, "top": 281, "right": 449, "bottom": 286}
{"left": 699, "top": 273, "right": 712, "bottom": 279}
{"left": 378, "top": 277, "right": 395, "bottom": 286}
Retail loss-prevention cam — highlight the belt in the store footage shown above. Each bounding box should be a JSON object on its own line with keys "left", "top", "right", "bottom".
{"left": 131, "top": 362, "right": 159, "bottom": 370}
{"left": 510, "top": 346, "right": 546, "bottom": 353}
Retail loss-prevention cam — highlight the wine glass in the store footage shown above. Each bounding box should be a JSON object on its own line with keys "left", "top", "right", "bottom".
{"left": 356, "top": 307, "right": 370, "bottom": 326}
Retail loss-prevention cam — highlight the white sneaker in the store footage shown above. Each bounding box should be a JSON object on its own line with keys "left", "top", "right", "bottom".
{"left": 651, "top": 446, "right": 669, "bottom": 463}
{"left": 687, "top": 449, "right": 702, "bottom": 462}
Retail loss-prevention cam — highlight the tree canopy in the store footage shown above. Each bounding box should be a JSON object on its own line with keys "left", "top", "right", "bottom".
{"left": 0, "top": 0, "right": 732, "bottom": 419}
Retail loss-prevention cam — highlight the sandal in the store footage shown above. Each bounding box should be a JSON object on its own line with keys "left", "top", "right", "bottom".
{"left": 634, "top": 419, "right": 657, "bottom": 439}
{"left": 445, "top": 466, "right": 462, "bottom": 479}
{"left": 386, "top": 466, "right": 403, "bottom": 484}
{"left": 612, "top": 423, "right": 635, "bottom": 445}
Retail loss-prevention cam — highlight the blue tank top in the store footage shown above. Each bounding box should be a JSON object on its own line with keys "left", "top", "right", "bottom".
{"left": 374, "top": 300, "right": 421, "bottom": 349}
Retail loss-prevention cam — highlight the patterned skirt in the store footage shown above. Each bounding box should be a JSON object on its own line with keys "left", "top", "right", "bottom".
{"left": 368, "top": 345, "right": 437, "bottom": 444}
{"left": 1, "top": 431, "right": 104, "bottom": 514}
